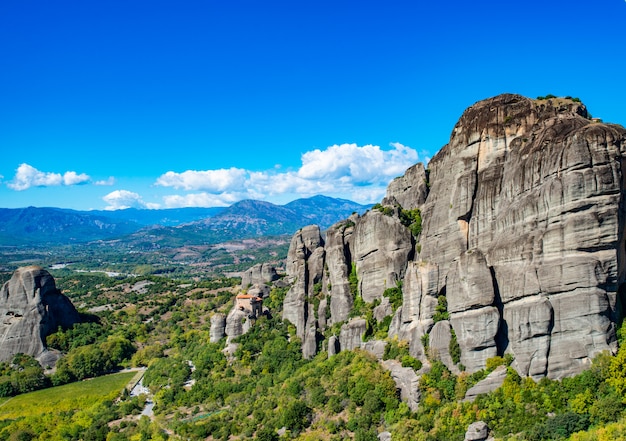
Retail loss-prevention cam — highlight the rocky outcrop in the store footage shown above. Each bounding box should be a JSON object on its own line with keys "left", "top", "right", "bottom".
{"left": 339, "top": 318, "right": 367, "bottom": 351}
{"left": 241, "top": 263, "right": 278, "bottom": 288}
{"left": 283, "top": 93, "right": 626, "bottom": 383}
{"left": 464, "top": 365, "right": 507, "bottom": 402}
{"left": 385, "top": 162, "right": 429, "bottom": 210}
{"left": 210, "top": 313, "right": 226, "bottom": 343}
{"left": 325, "top": 219, "right": 356, "bottom": 325}
{"left": 225, "top": 308, "right": 250, "bottom": 342}
{"left": 0, "top": 266, "right": 80, "bottom": 363}
{"left": 415, "top": 94, "right": 626, "bottom": 378}
{"left": 353, "top": 209, "right": 413, "bottom": 303}
{"left": 282, "top": 225, "right": 325, "bottom": 357}
{"left": 381, "top": 359, "right": 421, "bottom": 411}
{"left": 464, "top": 421, "right": 493, "bottom": 441}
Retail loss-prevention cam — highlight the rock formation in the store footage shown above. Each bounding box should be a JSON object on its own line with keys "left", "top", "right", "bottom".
{"left": 282, "top": 94, "right": 626, "bottom": 384}
{"left": 210, "top": 313, "right": 226, "bottom": 343}
{"left": 240, "top": 263, "right": 278, "bottom": 287}
{"left": 0, "top": 266, "right": 80, "bottom": 363}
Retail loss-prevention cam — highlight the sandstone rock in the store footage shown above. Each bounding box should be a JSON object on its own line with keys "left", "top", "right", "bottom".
{"left": 225, "top": 308, "right": 250, "bottom": 342}
{"left": 373, "top": 296, "right": 392, "bottom": 322}
{"left": 282, "top": 225, "right": 325, "bottom": 358}
{"left": 339, "top": 318, "right": 367, "bottom": 351}
{"left": 0, "top": 266, "right": 80, "bottom": 363}
{"left": 429, "top": 320, "right": 460, "bottom": 374}
{"left": 240, "top": 263, "right": 278, "bottom": 287}
{"left": 377, "top": 432, "right": 392, "bottom": 441}
{"left": 361, "top": 340, "right": 387, "bottom": 360}
{"left": 284, "top": 93, "right": 626, "bottom": 381}
{"left": 450, "top": 307, "right": 499, "bottom": 373}
{"left": 446, "top": 250, "right": 494, "bottom": 314}
{"left": 247, "top": 284, "right": 271, "bottom": 299}
{"left": 210, "top": 313, "right": 226, "bottom": 343}
{"left": 381, "top": 359, "right": 421, "bottom": 411}
{"left": 325, "top": 220, "right": 355, "bottom": 325}
{"left": 282, "top": 226, "right": 323, "bottom": 338}
{"left": 464, "top": 421, "right": 491, "bottom": 441}
{"left": 353, "top": 209, "right": 413, "bottom": 302}
{"left": 327, "top": 335, "right": 339, "bottom": 357}
{"left": 418, "top": 94, "right": 626, "bottom": 377}
{"left": 385, "top": 162, "right": 429, "bottom": 210}
{"left": 464, "top": 365, "right": 507, "bottom": 402}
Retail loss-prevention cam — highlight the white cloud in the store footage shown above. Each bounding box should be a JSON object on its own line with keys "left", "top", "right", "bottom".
{"left": 153, "top": 142, "right": 419, "bottom": 207}
{"left": 103, "top": 190, "right": 160, "bottom": 210}
{"left": 95, "top": 177, "right": 116, "bottom": 186}
{"left": 63, "top": 171, "right": 90, "bottom": 186}
{"left": 298, "top": 143, "right": 417, "bottom": 183}
{"left": 155, "top": 168, "right": 247, "bottom": 191}
{"left": 7, "top": 163, "right": 91, "bottom": 191}
{"left": 162, "top": 192, "right": 242, "bottom": 208}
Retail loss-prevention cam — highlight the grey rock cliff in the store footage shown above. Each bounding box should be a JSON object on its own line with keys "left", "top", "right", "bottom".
{"left": 241, "top": 263, "right": 278, "bottom": 288}
{"left": 353, "top": 209, "right": 413, "bottom": 303}
{"left": 419, "top": 94, "right": 626, "bottom": 378}
{"left": 210, "top": 313, "right": 226, "bottom": 343}
{"left": 385, "top": 162, "right": 429, "bottom": 211}
{"left": 282, "top": 225, "right": 325, "bottom": 358}
{"left": 282, "top": 93, "right": 626, "bottom": 384}
{"left": 0, "top": 266, "right": 80, "bottom": 363}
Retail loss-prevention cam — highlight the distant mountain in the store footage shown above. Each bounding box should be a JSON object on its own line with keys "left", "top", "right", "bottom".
{"left": 87, "top": 207, "right": 225, "bottom": 226}
{"left": 0, "top": 196, "right": 371, "bottom": 247}
{"left": 174, "top": 195, "right": 371, "bottom": 241}
{"left": 0, "top": 207, "right": 141, "bottom": 245}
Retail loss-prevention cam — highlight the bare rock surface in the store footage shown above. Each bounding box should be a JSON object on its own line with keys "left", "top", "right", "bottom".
{"left": 282, "top": 93, "right": 626, "bottom": 384}
{"left": 464, "top": 421, "right": 492, "bottom": 441}
{"left": 381, "top": 359, "right": 421, "bottom": 411}
{"left": 385, "top": 162, "right": 429, "bottom": 210}
{"left": 0, "top": 266, "right": 80, "bottom": 363}
{"left": 464, "top": 365, "right": 507, "bottom": 402}
{"left": 339, "top": 318, "right": 367, "bottom": 351}
{"left": 353, "top": 209, "right": 413, "bottom": 303}
{"left": 240, "top": 263, "right": 278, "bottom": 287}
{"left": 225, "top": 308, "right": 250, "bottom": 342}
{"left": 210, "top": 313, "right": 226, "bottom": 343}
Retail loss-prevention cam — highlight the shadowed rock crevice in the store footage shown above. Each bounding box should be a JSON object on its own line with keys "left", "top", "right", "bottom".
{"left": 490, "top": 266, "right": 508, "bottom": 356}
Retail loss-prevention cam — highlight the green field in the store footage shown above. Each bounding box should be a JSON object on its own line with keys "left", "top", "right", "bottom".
{"left": 0, "top": 371, "right": 135, "bottom": 420}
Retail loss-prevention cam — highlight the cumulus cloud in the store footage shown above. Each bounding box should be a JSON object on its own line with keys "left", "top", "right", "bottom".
{"left": 62, "top": 171, "right": 90, "bottom": 186}
{"left": 162, "top": 192, "right": 243, "bottom": 208}
{"left": 298, "top": 142, "right": 417, "bottom": 183}
{"left": 155, "top": 168, "right": 247, "bottom": 191}
{"left": 95, "top": 177, "right": 116, "bottom": 186}
{"left": 155, "top": 142, "right": 419, "bottom": 207}
{"left": 103, "top": 190, "right": 160, "bottom": 210}
{"left": 7, "top": 163, "right": 91, "bottom": 191}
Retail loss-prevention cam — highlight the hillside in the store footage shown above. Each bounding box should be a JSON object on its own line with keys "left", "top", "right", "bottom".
{"left": 0, "top": 196, "right": 370, "bottom": 247}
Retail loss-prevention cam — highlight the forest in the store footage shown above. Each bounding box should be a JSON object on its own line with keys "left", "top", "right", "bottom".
{"left": 2, "top": 268, "right": 626, "bottom": 441}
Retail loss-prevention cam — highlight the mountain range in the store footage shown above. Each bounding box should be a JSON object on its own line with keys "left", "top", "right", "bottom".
{"left": 0, "top": 195, "right": 371, "bottom": 246}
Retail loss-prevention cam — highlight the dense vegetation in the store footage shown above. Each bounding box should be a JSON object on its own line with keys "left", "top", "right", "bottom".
{"left": 4, "top": 264, "right": 626, "bottom": 440}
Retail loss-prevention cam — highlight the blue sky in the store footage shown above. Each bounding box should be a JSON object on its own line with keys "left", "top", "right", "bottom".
{"left": 1, "top": 0, "right": 625, "bottom": 210}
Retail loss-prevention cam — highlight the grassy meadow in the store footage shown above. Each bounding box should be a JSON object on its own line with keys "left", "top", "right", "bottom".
{"left": 0, "top": 371, "right": 135, "bottom": 420}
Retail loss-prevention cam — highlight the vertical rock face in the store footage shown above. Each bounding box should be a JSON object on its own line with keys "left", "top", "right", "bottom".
{"left": 418, "top": 94, "right": 626, "bottom": 378}
{"left": 283, "top": 93, "right": 626, "bottom": 381}
{"left": 240, "top": 263, "right": 278, "bottom": 287}
{"left": 210, "top": 313, "right": 226, "bottom": 343}
{"left": 282, "top": 225, "right": 325, "bottom": 358}
{"left": 0, "top": 266, "right": 80, "bottom": 363}
{"left": 385, "top": 162, "right": 429, "bottom": 211}
{"left": 353, "top": 209, "right": 413, "bottom": 303}
{"left": 325, "top": 219, "right": 355, "bottom": 325}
